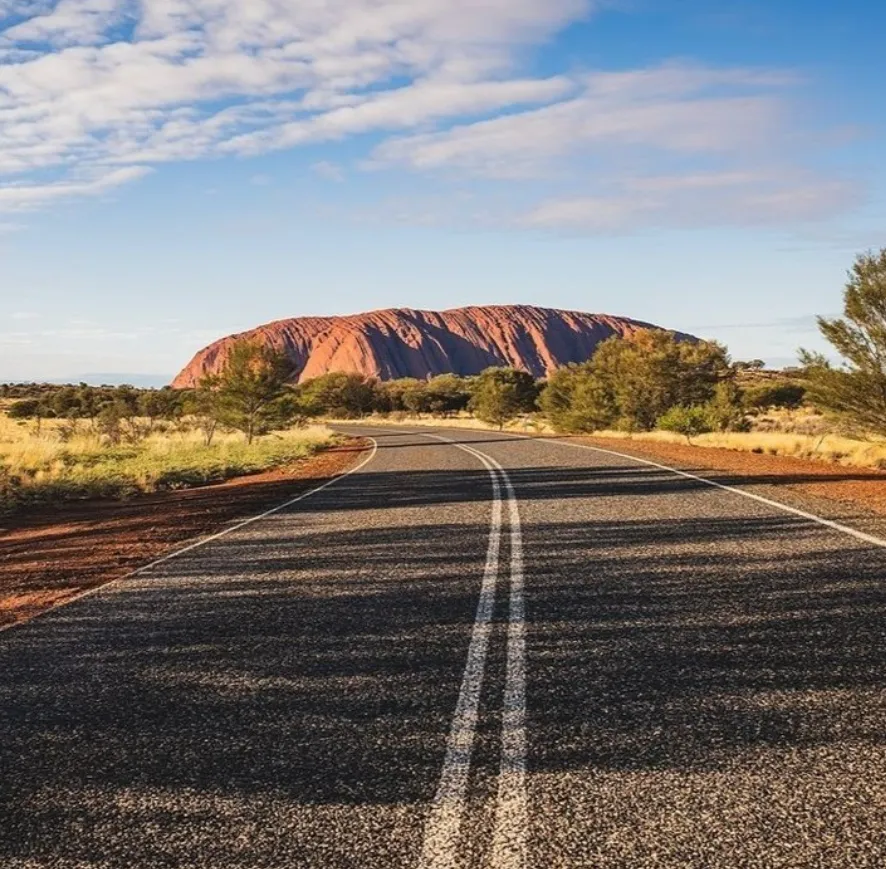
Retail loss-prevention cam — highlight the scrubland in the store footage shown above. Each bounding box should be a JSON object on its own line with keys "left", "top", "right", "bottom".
{"left": 339, "top": 411, "right": 886, "bottom": 471}
{"left": 0, "top": 413, "right": 336, "bottom": 512}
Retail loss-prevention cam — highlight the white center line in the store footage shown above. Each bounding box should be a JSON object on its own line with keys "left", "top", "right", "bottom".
{"left": 489, "top": 467, "right": 528, "bottom": 869}
{"left": 417, "top": 445, "right": 503, "bottom": 869}
{"left": 415, "top": 432, "right": 528, "bottom": 869}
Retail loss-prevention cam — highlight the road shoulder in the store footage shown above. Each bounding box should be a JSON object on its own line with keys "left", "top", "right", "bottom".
{"left": 0, "top": 439, "right": 370, "bottom": 628}
{"left": 567, "top": 434, "right": 886, "bottom": 540}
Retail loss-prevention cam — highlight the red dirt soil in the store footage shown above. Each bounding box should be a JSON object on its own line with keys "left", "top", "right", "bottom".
{"left": 0, "top": 442, "right": 368, "bottom": 629}
{"left": 4, "top": 433, "right": 884, "bottom": 630}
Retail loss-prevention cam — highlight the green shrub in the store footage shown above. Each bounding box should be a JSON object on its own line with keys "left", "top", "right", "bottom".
{"left": 657, "top": 405, "right": 714, "bottom": 443}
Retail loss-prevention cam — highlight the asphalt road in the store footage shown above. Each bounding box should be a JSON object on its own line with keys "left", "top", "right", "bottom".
{"left": 3, "top": 425, "right": 886, "bottom": 868}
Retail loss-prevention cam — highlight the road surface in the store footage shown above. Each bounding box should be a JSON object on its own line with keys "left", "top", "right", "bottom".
{"left": 3, "top": 425, "right": 886, "bottom": 868}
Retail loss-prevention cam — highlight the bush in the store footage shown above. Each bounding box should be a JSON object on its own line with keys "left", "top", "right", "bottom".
{"left": 657, "top": 405, "right": 714, "bottom": 443}
{"left": 744, "top": 382, "right": 806, "bottom": 410}
{"left": 801, "top": 248, "right": 886, "bottom": 436}
{"left": 469, "top": 368, "right": 538, "bottom": 430}
{"left": 298, "top": 372, "right": 377, "bottom": 418}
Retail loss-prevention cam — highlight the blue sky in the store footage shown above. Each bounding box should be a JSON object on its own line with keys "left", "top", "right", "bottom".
{"left": 0, "top": 0, "right": 883, "bottom": 382}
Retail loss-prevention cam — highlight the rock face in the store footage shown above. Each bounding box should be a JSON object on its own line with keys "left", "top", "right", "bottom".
{"left": 172, "top": 305, "right": 689, "bottom": 387}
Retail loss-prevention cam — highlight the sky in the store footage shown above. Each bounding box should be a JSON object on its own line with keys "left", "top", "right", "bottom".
{"left": 0, "top": 0, "right": 883, "bottom": 383}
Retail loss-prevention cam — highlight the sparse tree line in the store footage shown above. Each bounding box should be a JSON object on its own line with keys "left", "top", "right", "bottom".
{"left": 6, "top": 333, "right": 801, "bottom": 443}
{"left": 1, "top": 333, "right": 809, "bottom": 444}
{"left": 6, "top": 246, "right": 886, "bottom": 444}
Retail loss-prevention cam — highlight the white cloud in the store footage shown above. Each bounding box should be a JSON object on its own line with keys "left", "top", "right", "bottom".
{"left": 370, "top": 66, "right": 795, "bottom": 178}
{"left": 520, "top": 171, "right": 860, "bottom": 232}
{"left": 0, "top": 165, "right": 151, "bottom": 210}
{"left": 0, "top": 2, "right": 858, "bottom": 231}
{"left": 0, "top": 0, "right": 593, "bottom": 208}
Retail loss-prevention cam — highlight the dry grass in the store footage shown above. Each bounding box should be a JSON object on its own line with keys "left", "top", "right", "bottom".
{"left": 0, "top": 414, "right": 336, "bottom": 511}
{"left": 569, "top": 429, "right": 886, "bottom": 470}
{"left": 332, "top": 413, "right": 886, "bottom": 471}
{"left": 325, "top": 413, "right": 554, "bottom": 435}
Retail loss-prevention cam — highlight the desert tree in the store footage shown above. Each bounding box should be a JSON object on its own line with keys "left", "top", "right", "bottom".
{"left": 297, "top": 371, "right": 376, "bottom": 418}
{"left": 469, "top": 367, "right": 538, "bottom": 430}
{"left": 657, "top": 405, "right": 714, "bottom": 444}
{"left": 800, "top": 248, "right": 886, "bottom": 436}
{"left": 183, "top": 376, "right": 221, "bottom": 446}
{"left": 539, "top": 330, "right": 734, "bottom": 433}
{"left": 539, "top": 362, "right": 616, "bottom": 433}
{"left": 425, "top": 374, "right": 471, "bottom": 416}
{"left": 212, "top": 340, "right": 296, "bottom": 443}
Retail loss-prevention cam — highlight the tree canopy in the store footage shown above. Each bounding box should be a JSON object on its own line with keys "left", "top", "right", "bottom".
{"left": 801, "top": 248, "right": 886, "bottom": 436}
{"left": 540, "top": 330, "right": 732, "bottom": 433}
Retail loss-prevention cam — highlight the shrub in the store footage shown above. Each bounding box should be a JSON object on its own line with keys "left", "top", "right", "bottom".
{"left": 469, "top": 368, "right": 538, "bottom": 430}
{"left": 657, "top": 405, "right": 714, "bottom": 443}
{"left": 801, "top": 248, "right": 886, "bottom": 436}
{"left": 744, "top": 382, "right": 806, "bottom": 410}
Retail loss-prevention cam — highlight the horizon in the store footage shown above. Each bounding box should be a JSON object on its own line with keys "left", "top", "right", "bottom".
{"left": 0, "top": 0, "right": 882, "bottom": 381}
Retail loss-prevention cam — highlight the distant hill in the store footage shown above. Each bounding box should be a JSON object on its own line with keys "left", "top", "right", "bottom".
{"left": 47, "top": 373, "right": 173, "bottom": 388}
{"left": 172, "top": 305, "right": 695, "bottom": 388}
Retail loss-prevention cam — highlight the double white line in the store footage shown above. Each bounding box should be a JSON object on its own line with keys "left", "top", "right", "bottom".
{"left": 416, "top": 435, "right": 528, "bottom": 869}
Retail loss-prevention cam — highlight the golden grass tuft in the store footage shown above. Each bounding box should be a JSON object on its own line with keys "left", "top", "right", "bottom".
{"left": 578, "top": 429, "right": 886, "bottom": 470}
{"left": 0, "top": 415, "right": 336, "bottom": 511}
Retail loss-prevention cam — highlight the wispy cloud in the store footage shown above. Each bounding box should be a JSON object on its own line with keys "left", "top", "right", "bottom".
{"left": 370, "top": 66, "right": 798, "bottom": 178}
{"left": 0, "top": 1, "right": 860, "bottom": 231}
{"left": 519, "top": 171, "right": 859, "bottom": 232}
{"left": 311, "top": 160, "right": 345, "bottom": 182}
{"left": 0, "top": 0, "right": 592, "bottom": 206}
{"left": 0, "top": 166, "right": 152, "bottom": 211}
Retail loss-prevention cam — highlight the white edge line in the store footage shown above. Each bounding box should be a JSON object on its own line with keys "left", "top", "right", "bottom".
{"left": 364, "top": 423, "right": 886, "bottom": 551}
{"left": 0, "top": 438, "right": 379, "bottom": 636}
{"left": 546, "top": 438, "right": 886, "bottom": 550}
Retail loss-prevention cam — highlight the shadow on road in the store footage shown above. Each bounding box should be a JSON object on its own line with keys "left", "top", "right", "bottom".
{"left": 2, "top": 444, "right": 886, "bottom": 865}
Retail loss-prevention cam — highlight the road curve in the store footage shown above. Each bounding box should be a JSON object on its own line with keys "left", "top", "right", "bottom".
{"left": 3, "top": 425, "right": 886, "bottom": 868}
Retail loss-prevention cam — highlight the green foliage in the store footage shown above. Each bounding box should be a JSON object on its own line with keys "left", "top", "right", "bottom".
{"left": 541, "top": 329, "right": 732, "bottom": 433}
{"left": 138, "top": 388, "right": 182, "bottom": 426}
{"left": 425, "top": 374, "right": 471, "bottom": 415}
{"left": 297, "top": 371, "right": 377, "bottom": 419}
{"left": 7, "top": 399, "right": 46, "bottom": 420}
{"left": 468, "top": 367, "right": 538, "bottom": 429}
{"left": 657, "top": 405, "right": 714, "bottom": 443}
{"left": 371, "top": 375, "right": 471, "bottom": 417}
{"left": 743, "top": 382, "right": 806, "bottom": 410}
{"left": 705, "top": 380, "right": 749, "bottom": 432}
{"left": 96, "top": 401, "right": 130, "bottom": 445}
{"left": 208, "top": 340, "right": 297, "bottom": 443}
{"left": 304, "top": 372, "right": 373, "bottom": 417}
{"left": 800, "top": 248, "right": 886, "bottom": 436}
{"left": 4, "top": 384, "right": 185, "bottom": 430}
{"left": 182, "top": 375, "right": 221, "bottom": 445}
{"left": 538, "top": 363, "right": 614, "bottom": 433}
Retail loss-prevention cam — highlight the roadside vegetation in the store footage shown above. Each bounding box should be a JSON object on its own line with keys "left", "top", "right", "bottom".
{"left": 300, "top": 247, "right": 886, "bottom": 470}
{"left": 5, "top": 247, "right": 886, "bottom": 509}
{"left": 0, "top": 342, "right": 336, "bottom": 514}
